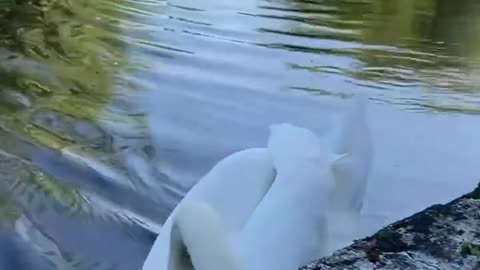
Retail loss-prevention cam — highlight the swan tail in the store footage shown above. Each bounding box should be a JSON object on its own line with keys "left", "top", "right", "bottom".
{"left": 171, "top": 200, "right": 243, "bottom": 270}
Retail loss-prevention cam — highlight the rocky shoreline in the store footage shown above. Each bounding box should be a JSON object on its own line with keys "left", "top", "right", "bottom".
{"left": 301, "top": 183, "right": 480, "bottom": 270}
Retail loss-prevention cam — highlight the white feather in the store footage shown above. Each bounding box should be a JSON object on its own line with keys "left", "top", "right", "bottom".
{"left": 142, "top": 148, "right": 275, "bottom": 270}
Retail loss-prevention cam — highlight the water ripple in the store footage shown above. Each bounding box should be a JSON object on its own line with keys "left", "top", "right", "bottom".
{"left": 1, "top": 0, "right": 480, "bottom": 269}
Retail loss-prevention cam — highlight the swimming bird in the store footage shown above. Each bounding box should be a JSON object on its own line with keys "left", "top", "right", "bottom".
{"left": 142, "top": 93, "right": 372, "bottom": 270}
{"left": 164, "top": 123, "right": 341, "bottom": 270}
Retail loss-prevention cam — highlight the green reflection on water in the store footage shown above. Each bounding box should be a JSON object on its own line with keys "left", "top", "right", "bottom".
{"left": 288, "top": 0, "right": 480, "bottom": 113}
{"left": 0, "top": 0, "right": 138, "bottom": 225}
{"left": 0, "top": 149, "right": 86, "bottom": 225}
{"left": 0, "top": 0, "right": 479, "bottom": 224}
{"left": 0, "top": 0, "right": 131, "bottom": 151}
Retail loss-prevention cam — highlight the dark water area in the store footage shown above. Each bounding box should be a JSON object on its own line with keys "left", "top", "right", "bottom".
{"left": 0, "top": 0, "right": 480, "bottom": 269}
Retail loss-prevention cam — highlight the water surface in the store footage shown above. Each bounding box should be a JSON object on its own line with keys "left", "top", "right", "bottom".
{"left": 0, "top": 0, "right": 479, "bottom": 269}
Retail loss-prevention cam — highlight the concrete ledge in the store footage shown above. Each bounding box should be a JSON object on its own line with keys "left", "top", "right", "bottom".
{"left": 301, "top": 183, "right": 480, "bottom": 270}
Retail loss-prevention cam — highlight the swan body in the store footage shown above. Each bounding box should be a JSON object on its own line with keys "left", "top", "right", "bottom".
{"left": 142, "top": 148, "right": 275, "bottom": 270}
{"left": 166, "top": 123, "right": 339, "bottom": 270}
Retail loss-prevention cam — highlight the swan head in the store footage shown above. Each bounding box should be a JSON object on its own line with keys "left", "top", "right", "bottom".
{"left": 168, "top": 200, "right": 244, "bottom": 270}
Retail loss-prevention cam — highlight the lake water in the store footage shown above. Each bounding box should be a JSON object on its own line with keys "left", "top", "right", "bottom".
{"left": 0, "top": 0, "right": 480, "bottom": 269}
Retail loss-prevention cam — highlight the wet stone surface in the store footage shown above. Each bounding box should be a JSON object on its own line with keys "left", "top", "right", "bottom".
{"left": 301, "top": 183, "right": 480, "bottom": 270}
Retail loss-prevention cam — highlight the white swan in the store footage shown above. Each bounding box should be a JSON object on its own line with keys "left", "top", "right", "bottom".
{"left": 165, "top": 124, "right": 340, "bottom": 270}
{"left": 142, "top": 148, "right": 275, "bottom": 270}
{"left": 143, "top": 124, "right": 335, "bottom": 270}
{"left": 142, "top": 94, "right": 372, "bottom": 270}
